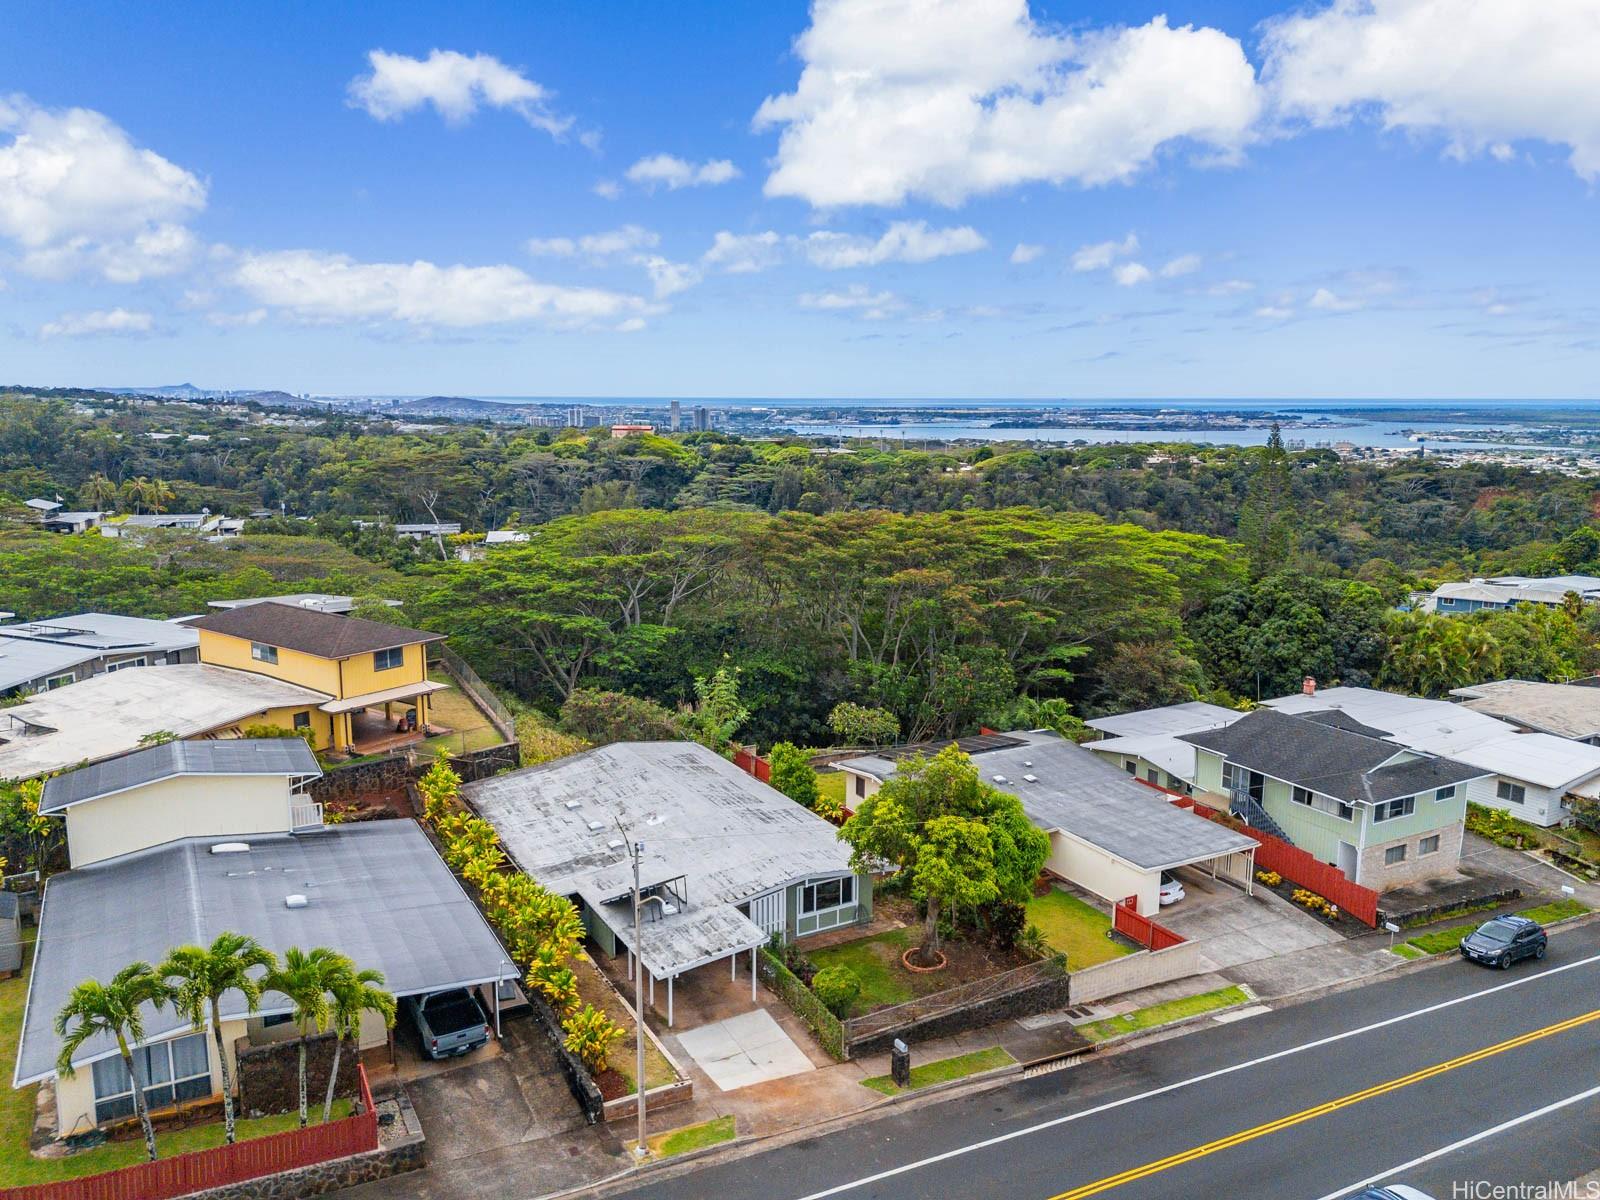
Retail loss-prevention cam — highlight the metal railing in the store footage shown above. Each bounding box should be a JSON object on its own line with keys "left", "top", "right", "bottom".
{"left": 1229, "top": 789, "right": 1292, "bottom": 844}
{"left": 435, "top": 645, "right": 516, "bottom": 741}
{"left": 290, "top": 801, "right": 324, "bottom": 831}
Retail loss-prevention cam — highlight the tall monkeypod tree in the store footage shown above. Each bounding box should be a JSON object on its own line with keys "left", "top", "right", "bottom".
{"left": 55, "top": 963, "right": 175, "bottom": 1162}
{"left": 161, "top": 933, "right": 278, "bottom": 1144}
{"left": 839, "top": 746, "right": 1049, "bottom": 968}
{"left": 322, "top": 966, "right": 395, "bottom": 1123}
{"left": 262, "top": 947, "right": 350, "bottom": 1128}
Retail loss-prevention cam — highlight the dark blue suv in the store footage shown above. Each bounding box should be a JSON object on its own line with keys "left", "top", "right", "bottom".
{"left": 1459, "top": 914, "right": 1548, "bottom": 969}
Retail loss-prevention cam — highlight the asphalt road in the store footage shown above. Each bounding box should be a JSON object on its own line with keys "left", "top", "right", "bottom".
{"left": 611, "top": 920, "right": 1600, "bottom": 1200}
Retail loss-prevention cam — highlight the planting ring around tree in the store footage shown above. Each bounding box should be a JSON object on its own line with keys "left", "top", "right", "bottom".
{"left": 902, "top": 947, "right": 947, "bottom": 973}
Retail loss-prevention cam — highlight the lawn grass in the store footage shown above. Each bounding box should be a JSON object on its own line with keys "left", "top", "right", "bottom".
{"left": 1389, "top": 942, "right": 1428, "bottom": 961}
{"left": 0, "top": 930, "right": 354, "bottom": 1183}
{"left": 1078, "top": 985, "right": 1251, "bottom": 1043}
{"left": 1025, "top": 889, "right": 1134, "bottom": 969}
{"left": 1404, "top": 897, "right": 1591, "bottom": 957}
{"left": 633, "top": 1115, "right": 736, "bottom": 1159}
{"left": 860, "top": 1046, "right": 1015, "bottom": 1096}
{"left": 421, "top": 669, "right": 505, "bottom": 757}
{"left": 805, "top": 927, "right": 918, "bottom": 1015}
{"left": 816, "top": 771, "right": 847, "bottom": 810}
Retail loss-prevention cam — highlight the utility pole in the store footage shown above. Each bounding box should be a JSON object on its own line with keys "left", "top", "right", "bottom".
{"left": 628, "top": 832, "right": 649, "bottom": 1160}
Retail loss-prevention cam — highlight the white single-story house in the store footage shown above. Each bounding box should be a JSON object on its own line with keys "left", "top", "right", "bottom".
{"left": 14, "top": 740, "right": 509, "bottom": 1136}
{"left": 463, "top": 740, "right": 866, "bottom": 1026}
{"left": 836, "top": 730, "right": 1257, "bottom": 916}
{"left": 1263, "top": 685, "right": 1600, "bottom": 828}
{"left": 1084, "top": 701, "right": 1248, "bottom": 794}
{"left": 0, "top": 612, "right": 200, "bottom": 697}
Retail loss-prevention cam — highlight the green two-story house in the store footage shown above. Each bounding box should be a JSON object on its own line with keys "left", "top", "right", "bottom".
{"left": 1179, "top": 708, "right": 1491, "bottom": 890}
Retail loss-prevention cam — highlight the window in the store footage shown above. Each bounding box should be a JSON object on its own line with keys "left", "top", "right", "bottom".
{"left": 1292, "top": 786, "right": 1353, "bottom": 821}
{"left": 1435, "top": 785, "right": 1457, "bottom": 802}
{"left": 1496, "top": 780, "right": 1527, "bottom": 805}
{"left": 260, "top": 1013, "right": 294, "bottom": 1028}
{"left": 292, "top": 711, "right": 311, "bottom": 730}
{"left": 1384, "top": 845, "right": 1408, "bottom": 866}
{"left": 373, "top": 647, "right": 405, "bottom": 671}
{"left": 104, "top": 657, "right": 147, "bottom": 673}
{"left": 1292, "top": 786, "right": 1313, "bottom": 806}
{"left": 250, "top": 642, "right": 278, "bottom": 664}
{"left": 1419, "top": 834, "right": 1441, "bottom": 856}
{"left": 1222, "top": 762, "right": 1243, "bottom": 792}
{"left": 1123, "top": 760, "right": 1137, "bottom": 775}
{"left": 800, "top": 876, "right": 855, "bottom": 915}
{"left": 1144, "top": 767, "right": 1159, "bottom": 783}
{"left": 43, "top": 673, "right": 75, "bottom": 690}
{"left": 1373, "top": 796, "right": 1416, "bottom": 823}
{"left": 91, "top": 1033, "right": 210, "bottom": 1124}
{"left": 853, "top": 774, "right": 866, "bottom": 799}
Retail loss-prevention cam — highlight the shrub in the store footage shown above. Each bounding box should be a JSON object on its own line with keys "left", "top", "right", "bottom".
{"left": 978, "top": 899, "right": 1027, "bottom": 951}
{"left": 563, "top": 1004, "right": 625, "bottom": 1075}
{"left": 516, "top": 712, "right": 588, "bottom": 766}
{"left": 811, "top": 965, "right": 861, "bottom": 1018}
{"left": 768, "top": 742, "right": 821, "bottom": 811}
{"left": 560, "top": 689, "right": 688, "bottom": 745}
{"left": 827, "top": 702, "right": 900, "bottom": 748}
{"left": 1255, "top": 870, "right": 1282, "bottom": 887}
{"left": 241, "top": 722, "right": 316, "bottom": 744}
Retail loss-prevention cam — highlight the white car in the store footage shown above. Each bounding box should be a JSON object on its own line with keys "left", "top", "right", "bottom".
{"left": 1355, "top": 1187, "right": 1436, "bottom": 1200}
{"left": 1158, "top": 871, "right": 1186, "bottom": 906}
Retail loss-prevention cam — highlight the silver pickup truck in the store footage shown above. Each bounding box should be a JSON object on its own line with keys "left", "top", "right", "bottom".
{"left": 404, "top": 988, "right": 491, "bottom": 1059}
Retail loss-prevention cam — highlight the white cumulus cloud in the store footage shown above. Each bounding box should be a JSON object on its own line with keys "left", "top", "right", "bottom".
{"left": 1072, "top": 233, "right": 1139, "bottom": 272}
{"left": 1009, "top": 242, "right": 1046, "bottom": 264}
{"left": 347, "top": 50, "right": 571, "bottom": 136}
{"left": 527, "top": 225, "right": 660, "bottom": 259}
{"left": 1159, "top": 253, "right": 1202, "bottom": 278}
{"left": 229, "top": 250, "right": 647, "bottom": 330}
{"left": 624, "top": 154, "right": 741, "bottom": 190}
{"left": 754, "top": 2, "right": 1261, "bottom": 207}
{"left": 802, "top": 221, "right": 986, "bottom": 268}
{"left": 1262, "top": 0, "right": 1600, "bottom": 180}
{"left": 1308, "top": 286, "right": 1363, "bottom": 312}
{"left": 799, "top": 283, "right": 901, "bottom": 319}
{"left": 1112, "top": 262, "right": 1153, "bottom": 286}
{"left": 40, "top": 307, "right": 154, "bottom": 338}
{"left": 0, "top": 96, "right": 206, "bottom": 281}
{"left": 702, "top": 230, "right": 786, "bottom": 274}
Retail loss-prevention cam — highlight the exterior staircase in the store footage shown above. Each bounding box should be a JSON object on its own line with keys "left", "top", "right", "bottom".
{"left": 1229, "top": 790, "right": 1294, "bottom": 844}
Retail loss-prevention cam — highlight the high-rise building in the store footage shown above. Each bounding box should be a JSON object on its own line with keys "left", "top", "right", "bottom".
{"left": 693, "top": 405, "right": 709, "bottom": 432}
{"left": 567, "top": 404, "right": 582, "bottom": 428}
{"left": 669, "top": 399, "right": 681, "bottom": 432}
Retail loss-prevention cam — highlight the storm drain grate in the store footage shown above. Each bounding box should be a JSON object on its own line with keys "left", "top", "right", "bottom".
{"left": 1022, "top": 1053, "right": 1084, "bottom": 1080}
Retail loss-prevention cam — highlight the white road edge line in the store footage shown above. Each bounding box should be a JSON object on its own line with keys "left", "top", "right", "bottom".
{"left": 1312, "top": 1080, "right": 1600, "bottom": 1200}
{"left": 791, "top": 951, "right": 1600, "bottom": 1200}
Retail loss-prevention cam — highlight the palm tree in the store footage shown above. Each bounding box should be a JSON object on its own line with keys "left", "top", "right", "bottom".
{"left": 81, "top": 472, "right": 118, "bottom": 511}
{"left": 261, "top": 947, "right": 348, "bottom": 1127}
{"left": 147, "top": 478, "right": 176, "bottom": 514}
{"left": 321, "top": 966, "right": 394, "bottom": 1123}
{"left": 160, "top": 934, "right": 277, "bottom": 1145}
{"left": 54, "top": 963, "right": 174, "bottom": 1161}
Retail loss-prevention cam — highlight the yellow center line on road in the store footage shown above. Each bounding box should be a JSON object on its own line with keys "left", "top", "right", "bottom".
{"left": 1046, "top": 1006, "right": 1600, "bottom": 1200}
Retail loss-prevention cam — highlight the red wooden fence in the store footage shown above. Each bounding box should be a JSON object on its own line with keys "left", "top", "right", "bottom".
{"left": 1113, "top": 896, "right": 1187, "bottom": 951}
{"left": 3, "top": 1067, "right": 379, "bottom": 1200}
{"left": 732, "top": 748, "right": 772, "bottom": 783}
{"left": 1168, "top": 796, "right": 1381, "bottom": 927}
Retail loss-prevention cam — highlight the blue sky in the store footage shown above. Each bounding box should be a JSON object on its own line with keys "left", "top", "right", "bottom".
{"left": 2, "top": 0, "right": 1599, "bottom": 400}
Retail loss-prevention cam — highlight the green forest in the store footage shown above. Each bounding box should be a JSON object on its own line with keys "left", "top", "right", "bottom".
{"left": 6, "top": 390, "right": 1600, "bottom": 745}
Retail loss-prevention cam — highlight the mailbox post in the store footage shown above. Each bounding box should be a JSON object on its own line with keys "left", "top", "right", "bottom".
{"left": 891, "top": 1039, "right": 911, "bottom": 1090}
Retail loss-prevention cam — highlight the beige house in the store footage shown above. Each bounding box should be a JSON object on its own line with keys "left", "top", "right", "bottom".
{"left": 14, "top": 742, "right": 510, "bottom": 1136}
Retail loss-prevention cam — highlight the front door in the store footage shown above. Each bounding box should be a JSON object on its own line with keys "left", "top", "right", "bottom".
{"left": 1337, "top": 840, "right": 1358, "bottom": 882}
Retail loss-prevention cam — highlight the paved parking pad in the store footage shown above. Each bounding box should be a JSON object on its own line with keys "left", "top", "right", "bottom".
{"left": 1159, "top": 888, "right": 1343, "bottom": 973}
{"left": 675, "top": 1008, "right": 817, "bottom": 1092}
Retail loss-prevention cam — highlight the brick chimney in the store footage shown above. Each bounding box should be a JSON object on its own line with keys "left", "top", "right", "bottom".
{"left": 1302, "top": 675, "right": 1318, "bottom": 697}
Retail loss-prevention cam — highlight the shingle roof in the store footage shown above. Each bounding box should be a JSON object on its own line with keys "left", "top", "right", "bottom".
{"left": 14, "top": 821, "right": 510, "bottom": 1085}
{"left": 41, "top": 738, "right": 320, "bottom": 813}
{"left": 1180, "top": 709, "right": 1488, "bottom": 804}
{"left": 1298, "top": 709, "right": 1394, "bottom": 740}
{"left": 189, "top": 603, "right": 444, "bottom": 658}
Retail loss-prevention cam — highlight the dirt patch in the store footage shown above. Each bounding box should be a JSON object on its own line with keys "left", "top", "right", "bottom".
{"left": 593, "top": 1068, "right": 629, "bottom": 1101}
{"left": 1473, "top": 486, "right": 1513, "bottom": 511}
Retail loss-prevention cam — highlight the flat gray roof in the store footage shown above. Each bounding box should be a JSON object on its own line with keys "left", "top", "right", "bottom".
{"left": 41, "top": 738, "right": 321, "bottom": 813}
{"left": 0, "top": 613, "right": 198, "bottom": 691}
{"left": 1085, "top": 702, "right": 1244, "bottom": 738}
{"left": 1451, "top": 679, "right": 1600, "bottom": 741}
{"left": 840, "top": 730, "right": 1255, "bottom": 872}
{"left": 463, "top": 741, "right": 854, "bottom": 977}
{"left": 15, "top": 820, "right": 510, "bottom": 1085}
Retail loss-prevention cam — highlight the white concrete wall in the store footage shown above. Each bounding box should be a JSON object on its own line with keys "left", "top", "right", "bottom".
{"left": 1047, "top": 830, "right": 1158, "bottom": 915}
{"left": 65, "top": 774, "right": 298, "bottom": 868}
{"left": 1068, "top": 941, "right": 1203, "bottom": 1005}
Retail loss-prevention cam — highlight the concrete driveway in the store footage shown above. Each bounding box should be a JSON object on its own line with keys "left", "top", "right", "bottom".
{"left": 1157, "top": 873, "right": 1343, "bottom": 973}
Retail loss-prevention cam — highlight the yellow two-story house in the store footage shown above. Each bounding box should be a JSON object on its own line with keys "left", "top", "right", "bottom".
{"left": 189, "top": 603, "right": 447, "bottom": 754}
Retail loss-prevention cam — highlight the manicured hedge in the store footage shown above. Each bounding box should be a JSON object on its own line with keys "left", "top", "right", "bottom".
{"left": 759, "top": 946, "right": 846, "bottom": 1061}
